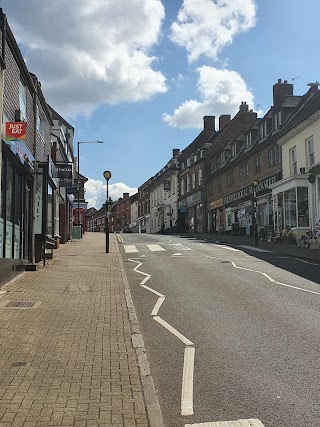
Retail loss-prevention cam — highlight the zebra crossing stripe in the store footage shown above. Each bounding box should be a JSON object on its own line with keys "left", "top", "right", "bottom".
{"left": 124, "top": 245, "right": 139, "bottom": 253}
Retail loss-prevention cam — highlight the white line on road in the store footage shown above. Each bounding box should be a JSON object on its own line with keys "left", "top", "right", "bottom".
{"left": 294, "top": 257, "right": 320, "bottom": 266}
{"left": 153, "top": 316, "right": 194, "bottom": 346}
{"left": 141, "top": 285, "right": 164, "bottom": 298}
{"left": 236, "top": 245, "right": 272, "bottom": 253}
{"left": 147, "top": 244, "right": 166, "bottom": 252}
{"left": 214, "top": 244, "right": 240, "bottom": 251}
{"left": 181, "top": 346, "right": 195, "bottom": 416}
{"left": 151, "top": 297, "right": 165, "bottom": 316}
{"left": 206, "top": 255, "right": 320, "bottom": 295}
{"left": 185, "top": 419, "right": 265, "bottom": 427}
{"left": 124, "top": 245, "right": 139, "bottom": 253}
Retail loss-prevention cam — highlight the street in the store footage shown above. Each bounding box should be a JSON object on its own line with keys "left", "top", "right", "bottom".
{"left": 119, "top": 233, "right": 320, "bottom": 427}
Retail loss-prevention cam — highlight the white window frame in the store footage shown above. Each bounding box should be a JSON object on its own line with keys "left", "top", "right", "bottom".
{"left": 290, "top": 146, "right": 297, "bottom": 175}
{"left": 186, "top": 175, "right": 190, "bottom": 193}
{"left": 198, "top": 169, "right": 202, "bottom": 185}
{"left": 306, "top": 136, "right": 315, "bottom": 168}
{"left": 19, "top": 81, "right": 27, "bottom": 119}
{"left": 181, "top": 178, "right": 185, "bottom": 196}
{"left": 192, "top": 173, "right": 196, "bottom": 189}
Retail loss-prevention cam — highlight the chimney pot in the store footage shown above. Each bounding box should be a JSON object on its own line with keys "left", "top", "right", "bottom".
{"left": 278, "top": 79, "right": 281, "bottom": 83}
{"left": 203, "top": 116, "right": 215, "bottom": 132}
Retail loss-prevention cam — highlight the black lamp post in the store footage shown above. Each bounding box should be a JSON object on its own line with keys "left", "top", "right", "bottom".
{"left": 77, "top": 140, "right": 104, "bottom": 234}
{"left": 103, "top": 170, "right": 112, "bottom": 253}
{"left": 251, "top": 179, "right": 259, "bottom": 246}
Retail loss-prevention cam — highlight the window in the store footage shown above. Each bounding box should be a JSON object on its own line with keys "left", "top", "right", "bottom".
{"left": 186, "top": 175, "right": 190, "bottom": 192}
{"left": 37, "top": 107, "right": 45, "bottom": 140}
{"left": 19, "top": 81, "right": 27, "bottom": 119}
{"left": 198, "top": 169, "right": 203, "bottom": 185}
{"left": 245, "top": 133, "right": 252, "bottom": 149}
{"left": 289, "top": 146, "right": 297, "bottom": 175}
{"left": 306, "top": 136, "right": 315, "bottom": 168}
{"left": 274, "top": 112, "right": 281, "bottom": 131}
{"left": 297, "top": 187, "right": 309, "bottom": 227}
{"left": 268, "top": 145, "right": 281, "bottom": 166}
{"left": 239, "top": 162, "right": 249, "bottom": 180}
{"left": 259, "top": 122, "right": 268, "bottom": 139}
{"left": 226, "top": 171, "right": 234, "bottom": 187}
{"left": 255, "top": 154, "right": 262, "bottom": 173}
{"left": 181, "top": 178, "right": 185, "bottom": 196}
{"left": 231, "top": 143, "right": 237, "bottom": 158}
{"left": 217, "top": 177, "right": 222, "bottom": 191}
{"left": 192, "top": 173, "right": 196, "bottom": 189}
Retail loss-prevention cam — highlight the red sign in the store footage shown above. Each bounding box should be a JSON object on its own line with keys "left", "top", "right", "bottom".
{"left": 5, "top": 122, "right": 26, "bottom": 141}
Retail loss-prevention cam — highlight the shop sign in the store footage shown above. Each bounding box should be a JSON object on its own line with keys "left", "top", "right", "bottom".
{"left": 5, "top": 122, "right": 26, "bottom": 141}
{"left": 224, "top": 174, "right": 279, "bottom": 206}
{"left": 208, "top": 198, "right": 223, "bottom": 210}
{"left": 52, "top": 163, "right": 73, "bottom": 179}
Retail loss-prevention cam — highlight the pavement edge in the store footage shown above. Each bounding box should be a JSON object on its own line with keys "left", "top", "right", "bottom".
{"left": 116, "top": 244, "right": 165, "bottom": 427}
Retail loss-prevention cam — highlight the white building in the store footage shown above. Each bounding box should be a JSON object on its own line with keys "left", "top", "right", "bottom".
{"left": 271, "top": 84, "right": 320, "bottom": 239}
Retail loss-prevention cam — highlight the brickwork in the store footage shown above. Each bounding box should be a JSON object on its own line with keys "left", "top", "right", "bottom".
{"left": 0, "top": 233, "right": 150, "bottom": 427}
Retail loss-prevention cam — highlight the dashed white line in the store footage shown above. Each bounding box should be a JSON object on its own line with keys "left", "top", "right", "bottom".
{"left": 185, "top": 419, "right": 265, "bottom": 427}
{"left": 147, "top": 244, "right": 166, "bottom": 252}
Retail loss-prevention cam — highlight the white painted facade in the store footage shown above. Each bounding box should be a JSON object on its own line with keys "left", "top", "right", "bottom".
{"left": 272, "top": 109, "right": 320, "bottom": 238}
{"left": 130, "top": 199, "right": 139, "bottom": 232}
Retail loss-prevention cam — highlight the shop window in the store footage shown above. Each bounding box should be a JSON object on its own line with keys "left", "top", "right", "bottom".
{"left": 297, "top": 187, "right": 309, "bottom": 227}
{"left": 284, "top": 188, "right": 296, "bottom": 228}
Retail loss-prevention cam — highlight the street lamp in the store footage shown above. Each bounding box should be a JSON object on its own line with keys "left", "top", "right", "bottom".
{"left": 77, "top": 140, "right": 104, "bottom": 234}
{"left": 103, "top": 170, "right": 112, "bottom": 253}
{"left": 251, "top": 179, "right": 259, "bottom": 246}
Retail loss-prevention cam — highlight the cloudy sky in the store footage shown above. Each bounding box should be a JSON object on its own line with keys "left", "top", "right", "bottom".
{"left": 3, "top": 0, "right": 320, "bottom": 208}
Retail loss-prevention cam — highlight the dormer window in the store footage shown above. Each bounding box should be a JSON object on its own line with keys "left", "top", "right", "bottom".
{"left": 231, "top": 143, "right": 236, "bottom": 158}
{"left": 245, "top": 133, "right": 252, "bottom": 149}
{"left": 274, "top": 112, "right": 281, "bottom": 130}
{"left": 194, "top": 154, "right": 197, "bottom": 163}
{"left": 259, "top": 122, "right": 268, "bottom": 139}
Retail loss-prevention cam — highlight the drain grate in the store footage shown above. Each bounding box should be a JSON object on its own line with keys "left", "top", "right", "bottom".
{"left": 0, "top": 300, "right": 42, "bottom": 309}
{"left": 11, "top": 361, "right": 28, "bottom": 367}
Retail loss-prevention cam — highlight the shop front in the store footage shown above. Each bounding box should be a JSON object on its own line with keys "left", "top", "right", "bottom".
{"left": 0, "top": 131, "right": 35, "bottom": 284}
{"left": 178, "top": 190, "right": 205, "bottom": 233}
{"left": 224, "top": 174, "right": 279, "bottom": 236}
{"left": 271, "top": 175, "right": 311, "bottom": 240}
{"left": 207, "top": 198, "right": 224, "bottom": 233}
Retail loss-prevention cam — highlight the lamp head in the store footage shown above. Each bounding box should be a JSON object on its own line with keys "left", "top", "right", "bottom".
{"left": 103, "top": 170, "right": 112, "bottom": 180}
{"left": 251, "top": 179, "right": 259, "bottom": 188}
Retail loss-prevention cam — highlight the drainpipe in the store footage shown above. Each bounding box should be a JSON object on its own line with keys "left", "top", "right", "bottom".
{"left": 0, "top": 11, "right": 6, "bottom": 241}
{"left": 31, "top": 77, "right": 38, "bottom": 264}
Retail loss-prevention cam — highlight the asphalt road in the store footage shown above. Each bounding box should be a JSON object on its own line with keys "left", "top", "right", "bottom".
{"left": 118, "top": 233, "right": 320, "bottom": 427}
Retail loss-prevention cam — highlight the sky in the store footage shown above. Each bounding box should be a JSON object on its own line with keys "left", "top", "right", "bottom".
{"left": 2, "top": 0, "right": 320, "bottom": 208}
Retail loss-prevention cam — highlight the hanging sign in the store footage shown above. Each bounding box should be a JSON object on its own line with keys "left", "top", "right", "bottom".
{"left": 5, "top": 122, "right": 26, "bottom": 141}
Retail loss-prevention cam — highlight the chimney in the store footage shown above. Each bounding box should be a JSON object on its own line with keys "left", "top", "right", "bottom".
{"left": 219, "top": 114, "right": 231, "bottom": 130}
{"left": 239, "top": 101, "right": 249, "bottom": 112}
{"left": 307, "top": 81, "right": 320, "bottom": 94}
{"left": 172, "top": 148, "right": 180, "bottom": 158}
{"left": 203, "top": 116, "right": 215, "bottom": 132}
{"left": 123, "top": 193, "right": 129, "bottom": 199}
{"left": 273, "top": 78, "right": 293, "bottom": 108}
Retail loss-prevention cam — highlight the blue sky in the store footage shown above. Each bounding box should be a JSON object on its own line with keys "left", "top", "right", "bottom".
{"left": 3, "top": 0, "right": 320, "bottom": 208}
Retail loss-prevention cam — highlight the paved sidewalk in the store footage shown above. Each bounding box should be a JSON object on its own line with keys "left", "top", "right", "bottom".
{"left": 185, "top": 232, "right": 320, "bottom": 262}
{"left": 0, "top": 233, "right": 161, "bottom": 427}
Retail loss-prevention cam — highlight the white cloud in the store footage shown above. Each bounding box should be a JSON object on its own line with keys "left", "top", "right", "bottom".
{"left": 85, "top": 179, "right": 137, "bottom": 209}
{"left": 170, "top": 0, "right": 257, "bottom": 62}
{"left": 163, "top": 66, "right": 256, "bottom": 129}
{"left": 3, "top": 0, "right": 167, "bottom": 116}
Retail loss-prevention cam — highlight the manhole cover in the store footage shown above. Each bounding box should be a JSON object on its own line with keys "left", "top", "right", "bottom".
{"left": 0, "top": 300, "right": 42, "bottom": 309}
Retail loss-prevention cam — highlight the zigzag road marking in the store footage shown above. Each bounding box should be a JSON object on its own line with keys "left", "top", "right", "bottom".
{"left": 185, "top": 419, "right": 265, "bottom": 427}
{"left": 129, "top": 257, "right": 195, "bottom": 416}
{"left": 206, "top": 255, "right": 320, "bottom": 295}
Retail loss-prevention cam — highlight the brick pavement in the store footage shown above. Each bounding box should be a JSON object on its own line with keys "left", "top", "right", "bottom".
{"left": 0, "top": 233, "right": 161, "bottom": 427}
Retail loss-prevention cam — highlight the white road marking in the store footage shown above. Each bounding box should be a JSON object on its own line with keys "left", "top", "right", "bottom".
{"left": 236, "top": 245, "right": 272, "bottom": 253}
{"left": 141, "top": 285, "right": 164, "bottom": 298}
{"left": 185, "top": 419, "right": 265, "bottom": 426}
{"left": 124, "top": 245, "right": 139, "bottom": 253}
{"left": 206, "top": 255, "right": 320, "bottom": 295}
{"left": 151, "top": 297, "right": 165, "bottom": 316}
{"left": 153, "top": 316, "right": 193, "bottom": 346}
{"left": 147, "top": 244, "right": 166, "bottom": 252}
{"left": 172, "top": 253, "right": 185, "bottom": 257}
{"left": 169, "top": 243, "right": 193, "bottom": 251}
{"left": 129, "top": 257, "right": 195, "bottom": 416}
{"left": 181, "top": 346, "right": 195, "bottom": 416}
{"left": 214, "top": 244, "right": 240, "bottom": 251}
{"left": 294, "top": 257, "right": 320, "bottom": 266}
